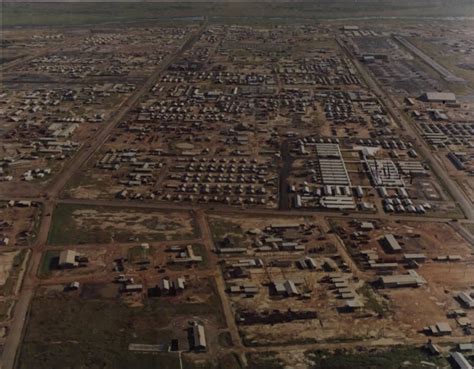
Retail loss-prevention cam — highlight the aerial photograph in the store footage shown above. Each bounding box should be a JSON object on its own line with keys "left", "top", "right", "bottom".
{"left": 0, "top": 0, "right": 474, "bottom": 368}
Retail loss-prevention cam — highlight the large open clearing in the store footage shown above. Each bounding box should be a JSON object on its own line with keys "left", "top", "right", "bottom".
{"left": 18, "top": 279, "right": 232, "bottom": 369}
{"left": 47, "top": 204, "right": 199, "bottom": 245}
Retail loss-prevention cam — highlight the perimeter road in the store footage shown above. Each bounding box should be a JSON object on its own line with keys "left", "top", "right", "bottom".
{"left": 337, "top": 37, "right": 474, "bottom": 221}
{"left": 46, "top": 21, "right": 208, "bottom": 198}
{"left": 1, "top": 21, "right": 208, "bottom": 369}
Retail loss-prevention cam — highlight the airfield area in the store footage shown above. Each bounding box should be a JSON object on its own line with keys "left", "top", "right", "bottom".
{"left": 1, "top": 2, "right": 474, "bottom": 368}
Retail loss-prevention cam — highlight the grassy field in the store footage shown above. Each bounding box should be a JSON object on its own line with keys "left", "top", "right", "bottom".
{"left": 247, "top": 351, "right": 286, "bottom": 369}
{"left": 0, "top": 300, "right": 14, "bottom": 321}
{"left": 127, "top": 245, "right": 153, "bottom": 264}
{"left": 209, "top": 217, "right": 246, "bottom": 248}
{"left": 19, "top": 289, "right": 226, "bottom": 369}
{"left": 47, "top": 203, "right": 199, "bottom": 246}
{"left": 407, "top": 36, "right": 474, "bottom": 90}
{"left": 2, "top": 2, "right": 474, "bottom": 27}
{"left": 305, "top": 347, "right": 448, "bottom": 369}
{"left": 357, "top": 284, "right": 391, "bottom": 317}
{"left": 38, "top": 250, "right": 60, "bottom": 278}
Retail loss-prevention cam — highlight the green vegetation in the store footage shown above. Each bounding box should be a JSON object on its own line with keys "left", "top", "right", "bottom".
{"left": 209, "top": 217, "right": 246, "bottom": 247}
{"left": 408, "top": 36, "right": 474, "bottom": 90}
{"left": 38, "top": 250, "right": 60, "bottom": 278}
{"left": 0, "top": 300, "right": 14, "bottom": 321}
{"left": 63, "top": 168, "right": 114, "bottom": 200}
{"left": 247, "top": 351, "right": 285, "bottom": 369}
{"left": 47, "top": 204, "right": 198, "bottom": 245}
{"left": 182, "top": 353, "right": 242, "bottom": 369}
{"left": 218, "top": 331, "right": 233, "bottom": 348}
{"left": 127, "top": 245, "right": 152, "bottom": 264}
{"left": 464, "top": 223, "right": 474, "bottom": 237}
{"left": 48, "top": 204, "right": 107, "bottom": 245}
{"left": 192, "top": 244, "right": 210, "bottom": 269}
{"left": 357, "top": 284, "right": 390, "bottom": 317}
{"left": 241, "top": 330, "right": 318, "bottom": 347}
{"left": 19, "top": 289, "right": 225, "bottom": 369}
{"left": 17, "top": 204, "right": 43, "bottom": 247}
{"left": 28, "top": 205, "right": 42, "bottom": 246}
{"left": 217, "top": 353, "right": 242, "bottom": 369}
{"left": 305, "top": 347, "right": 448, "bottom": 369}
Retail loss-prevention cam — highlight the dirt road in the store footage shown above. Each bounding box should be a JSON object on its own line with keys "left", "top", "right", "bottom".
{"left": 0, "top": 22, "right": 208, "bottom": 369}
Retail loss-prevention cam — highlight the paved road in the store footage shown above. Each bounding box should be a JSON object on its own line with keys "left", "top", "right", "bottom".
{"left": 0, "top": 22, "right": 209, "bottom": 369}
{"left": 0, "top": 195, "right": 466, "bottom": 225}
{"left": 56, "top": 197, "right": 461, "bottom": 224}
{"left": 194, "top": 210, "right": 248, "bottom": 366}
{"left": 337, "top": 37, "right": 474, "bottom": 221}
{"left": 0, "top": 47, "right": 59, "bottom": 74}
{"left": 46, "top": 24, "right": 207, "bottom": 199}
{"left": 3, "top": 25, "right": 473, "bottom": 369}
{"left": 1, "top": 201, "right": 53, "bottom": 369}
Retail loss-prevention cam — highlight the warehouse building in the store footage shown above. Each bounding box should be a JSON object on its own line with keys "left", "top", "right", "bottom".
{"left": 316, "top": 143, "right": 351, "bottom": 186}
{"left": 366, "top": 158, "right": 405, "bottom": 187}
{"left": 191, "top": 323, "right": 207, "bottom": 352}
{"left": 58, "top": 250, "right": 78, "bottom": 269}
{"left": 420, "top": 92, "right": 457, "bottom": 104}
{"left": 451, "top": 352, "right": 473, "bottom": 369}
{"left": 426, "top": 322, "right": 452, "bottom": 336}
{"left": 320, "top": 196, "right": 356, "bottom": 210}
{"left": 380, "top": 270, "right": 426, "bottom": 288}
{"left": 457, "top": 292, "right": 474, "bottom": 309}
{"left": 381, "top": 234, "right": 402, "bottom": 253}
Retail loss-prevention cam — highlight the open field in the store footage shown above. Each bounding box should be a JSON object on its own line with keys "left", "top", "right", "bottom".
{"left": 246, "top": 346, "right": 450, "bottom": 369}
{"left": 2, "top": 5, "right": 474, "bottom": 369}
{"left": 18, "top": 279, "right": 228, "bottom": 369}
{"left": 304, "top": 346, "right": 449, "bottom": 369}
{"left": 3, "top": 2, "right": 474, "bottom": 27}
{"left": 47, "top": 204, "right": 199, "bottom": 245}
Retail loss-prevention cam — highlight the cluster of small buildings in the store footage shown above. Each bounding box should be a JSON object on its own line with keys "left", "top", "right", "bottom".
{"left": 420, "top": 121, "right": 474, "bottom": 149}
{"left": 147, "top": 276, "right": 186, "bottom": 297}
{"left": 321, "top": 90, "right": 387, "bottom": 129}
{"left": 218, "top": 223, "right": 310, "bottom": 254}
{"left": 0, "top": 83, "right": 141, "bottom": 183}
{"left": 167, "top": 244, "right": 203, "bottom": 265}
{"left": 161, "top": 156, "right": 277, "bottom": 206}
{"left": 21, "top": 168, "right": 51, "bottom": 181}
{"left": 447, "top": 151, "right": 473, "bottom": 174}
{"left": 325, "top": 274, "right": 365, "bottom": 312}
{"left": 271, "top": 279, "right": 301, "bottom": 297}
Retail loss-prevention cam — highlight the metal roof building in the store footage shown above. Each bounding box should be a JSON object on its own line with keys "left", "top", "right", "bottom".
{"left": 320, "top": 196, "right": 356, "bottom": 210}
{"left": 315, "top": 143, "right": 351, "bottom": 186}
{"left": 382, "top": 234, "right": 402, "bottom": 253}
{"left": 420, "top": 92, "right": 457, "bottom": 103}
{"left": 58, "top": 250, "right": 78, "bottom": 268}
{"left": 458, "top": 292, "right": 474, "bottom": 309}
{"left": 192, "top": 324, "right": 207, "bottom": 351}
{"left": 451, "top": 352, "right": 473, "bottom": 369}
{"left": 380, "top": 270, "right": 426, "bottom": 288}
{"left": 283, "top": 280, "right": 299, "bottom": 296}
